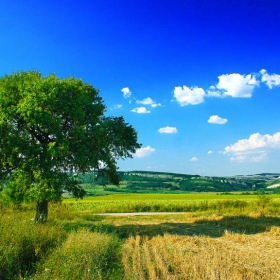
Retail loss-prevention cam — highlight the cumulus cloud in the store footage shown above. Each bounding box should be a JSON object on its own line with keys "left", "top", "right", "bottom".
{"left": 207, "top": 150, "right": 213, "bottom": 155}
{"left": 131, "top": 107, "right": 151, "bottom": 114}
{"left": 224, "top": 132, "right": 280, "bottom": 162}
{"left": 208, "top": 115, "right": 228, "bottom": 124}
{"left": 213, "top": 73, "right": 259, "bottom": 98}
{"left": 207, "top": 86, "right": 222, "bottom": 97}
{"left": 121, "top": 87, "right": 132, "bottom": 99}
{"left": 260, "top": 69, "right": 280, "bottom": 89}
{"left": 134, "top": 146, "right": 155, "bottom": 158}
{"left": 173, "top": 86, "right": 205, "bottom": 106}
{"left": 158, "top": 126, "right": 178, "bottom": 134}
{"left": 190, "top": 157, "right": 198, "bottom": 162}
{"left": 136, "top": 97, "right": 153, "bottom": 105}
{"left": 175, "top": 70, "right": 280, "bottom": 107}
{"left": 136, "top": 97, "right": 162, "bottom": 108}
{"left": 225, "top": 132, "right": 280, "bottom": 153}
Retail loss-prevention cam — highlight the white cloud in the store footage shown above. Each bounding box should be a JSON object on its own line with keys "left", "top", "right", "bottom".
{"left": 136, "top": 97, "right": 162, "bottom": 108}
{"left": 134, "top": 146, "right": 155, "bottom": 158}
{"left": 175, "top": 70, "right": 280, "bottom": 106}
{"left": 207, "top": 86, "right": 222, "bottom": 97}
{"left": 230, "top": 153, "right": 267, "bottom": 163}
{"left": 158, "top": 126, "right": 178, "bottom": 134}
{"left": 173, "top": 86, "right": 205, "bottom": 106}
{"left": 213, "top": 73, "right": 259, "bottom": 98}
{"left": 121, "top": 87, "right": 132, "bottom": 99}
{"left": 225, "top": 132, "right": 280, "bottom": 153}
{"left": 131, "top": 107, "right": 151, "bottom": 114}
{"left": 151, "top": 103, "right": 162, "bottom": 108}
{"left": 224, "top": 132, "right": 280, "bottom": 162}
{"left": 136, "top": 97, "right": 153, "bottom": 105}
{"left": 190, "top": 157, "right": 198, "bottom": 162}
{"left": 260, "top": 69, "right": 280, "bottom": 89}
{"left": 207, "top": 150, "right": 213, "bottom": 155}
{"left": 208, "top": 115, "right": 228, "bottom": 124}
{"left": 109, "top": 104, "right": 122, "bottom": 111}
{"left": 249, "top": 153, "right": 268, "bottom": 162}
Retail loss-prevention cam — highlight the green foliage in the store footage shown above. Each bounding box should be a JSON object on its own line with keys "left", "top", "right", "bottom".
{"left": 0, "top": 71, "right": 140, "bottom": 221}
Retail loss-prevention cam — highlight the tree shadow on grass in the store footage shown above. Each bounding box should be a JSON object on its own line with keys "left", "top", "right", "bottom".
{"left": 56, "top": 214, "right": 280, "bottom": 239}
{"left": 109, "top": 215, "right": 280, "bottom": 238}
{"left": 53, "top": 215, "right": 117, "bottom": 234}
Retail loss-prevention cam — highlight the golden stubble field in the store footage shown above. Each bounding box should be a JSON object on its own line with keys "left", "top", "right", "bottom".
{"left": 114, "top": 213, "right": 280, "bottom": 280}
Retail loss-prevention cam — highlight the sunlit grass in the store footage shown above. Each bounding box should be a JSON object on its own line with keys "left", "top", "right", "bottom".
{"left": 65, "top": 192, "right": 265, "bottom": 202}
{"left": 63, "top": 193, "right": 280, "bottom": 215}
{"left": 33, "top": 229, "right": 121, "bottom": 280}
{"left": 0, "top": 211, "right": 66, "bottom": 279}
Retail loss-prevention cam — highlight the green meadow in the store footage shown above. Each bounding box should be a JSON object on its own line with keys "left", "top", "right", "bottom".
{"left": 64, "top": 192, "right": 280, "bottom": 214}
{"left": 1, "top": 192, "right": 280, "bottom": 279}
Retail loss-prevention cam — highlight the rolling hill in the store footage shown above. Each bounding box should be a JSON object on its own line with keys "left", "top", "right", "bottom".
{"left": 80, "top": 171, "right": 280, "bottom": 194}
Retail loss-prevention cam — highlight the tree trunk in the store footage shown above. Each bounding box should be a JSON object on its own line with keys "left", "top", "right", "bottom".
{"left": 35, "top": 200, "right": 48, "bottom": 223}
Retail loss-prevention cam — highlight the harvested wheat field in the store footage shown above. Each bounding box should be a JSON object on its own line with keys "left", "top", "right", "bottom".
{"left": 122, "top": 227, "right": 280, "bottom": 280}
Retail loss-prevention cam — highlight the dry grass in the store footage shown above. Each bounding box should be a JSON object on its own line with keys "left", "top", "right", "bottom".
{"left": 122, "top": 227, "right": 280, "bottom": 280}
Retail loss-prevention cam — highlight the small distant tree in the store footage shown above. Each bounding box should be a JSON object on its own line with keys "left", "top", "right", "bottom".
{"left": 0, "top": 71, "right": 141, "bottom": 223}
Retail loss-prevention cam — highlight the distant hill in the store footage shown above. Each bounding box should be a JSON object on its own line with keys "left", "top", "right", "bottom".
{"left": 266, "top": 176, "right": 280, "bottom": 189}
{"left": 79, "top": 171, "right": 280, "bottom": 193}
{"left": 117, "top": 171, "right": 280, "bottom": 193}
{"left": 232, "top": 173, "right": 280, "bottom": 181}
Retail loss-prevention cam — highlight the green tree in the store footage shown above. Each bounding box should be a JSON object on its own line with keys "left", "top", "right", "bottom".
{"left": 0, "top": 71, "right": 141, "bottom": 223}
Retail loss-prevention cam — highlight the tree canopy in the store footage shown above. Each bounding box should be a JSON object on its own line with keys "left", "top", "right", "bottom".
{"left": 0, "top": 71, "right": 141, "bottom": 222}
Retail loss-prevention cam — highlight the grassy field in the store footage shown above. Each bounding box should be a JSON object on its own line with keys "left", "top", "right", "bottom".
{"left": 64, "top": 192, "right": 280, "bottom": 215}
{"left": 1, "top": 192, "right": 280, "bottom": 279}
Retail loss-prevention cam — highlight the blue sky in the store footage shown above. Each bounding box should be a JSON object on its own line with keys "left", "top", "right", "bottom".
{"left": 1, "top": 0, "right": 280, "bottom": 176}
